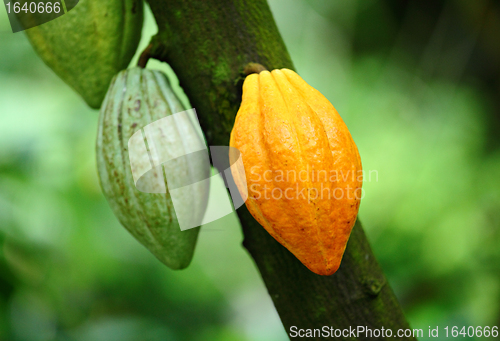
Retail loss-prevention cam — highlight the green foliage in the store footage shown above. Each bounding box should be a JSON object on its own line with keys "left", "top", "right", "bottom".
{"left": 0, "top": 0, "right": 499, "bottom": 340}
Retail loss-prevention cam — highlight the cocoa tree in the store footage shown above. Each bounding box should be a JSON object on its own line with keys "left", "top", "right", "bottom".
{"left": 143, "top": 0, "right": 416, "bottom": 339}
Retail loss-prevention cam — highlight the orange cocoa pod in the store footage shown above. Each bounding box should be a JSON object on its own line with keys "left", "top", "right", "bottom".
{"left": 230, "top": 68, "right": 362, "bottom": 276}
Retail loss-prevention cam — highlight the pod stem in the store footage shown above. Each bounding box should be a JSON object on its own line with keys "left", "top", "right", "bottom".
{"left": 243, "top": 62, "right": 267, "bottom": 75}
{"left": 137, "top": 43, "right": 154, "bottom": 68}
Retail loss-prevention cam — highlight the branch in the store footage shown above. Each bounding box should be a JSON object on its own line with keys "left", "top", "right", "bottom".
{"left": 146, "top": 0, "right": 415, "bottom": 339}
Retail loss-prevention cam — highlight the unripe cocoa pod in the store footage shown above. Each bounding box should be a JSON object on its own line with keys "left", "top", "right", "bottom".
{"left": 24, "top": 0, "right": 143, "bottom": 109}
{"left": 230, "top": 69, "right": 362, "bottom": 276}
{"left": 96, "top": 67, "right": 209, "bottom": 269}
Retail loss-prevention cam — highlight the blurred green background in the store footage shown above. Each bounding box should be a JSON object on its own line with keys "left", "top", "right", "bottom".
{"left": 1, "top": 0, "right": 500, "bottom": 340}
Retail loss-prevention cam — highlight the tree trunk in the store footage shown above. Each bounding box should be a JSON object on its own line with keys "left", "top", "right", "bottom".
{"left": 146, "top": 0, "right": 416, "bottom": 339}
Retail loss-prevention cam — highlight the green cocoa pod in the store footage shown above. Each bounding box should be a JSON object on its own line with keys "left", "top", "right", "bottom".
{"left": 24, "top": 0, "right": 143, "bottom": 109}
{"left": 96, "top": 67, "right": 210, "bottom": 269}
